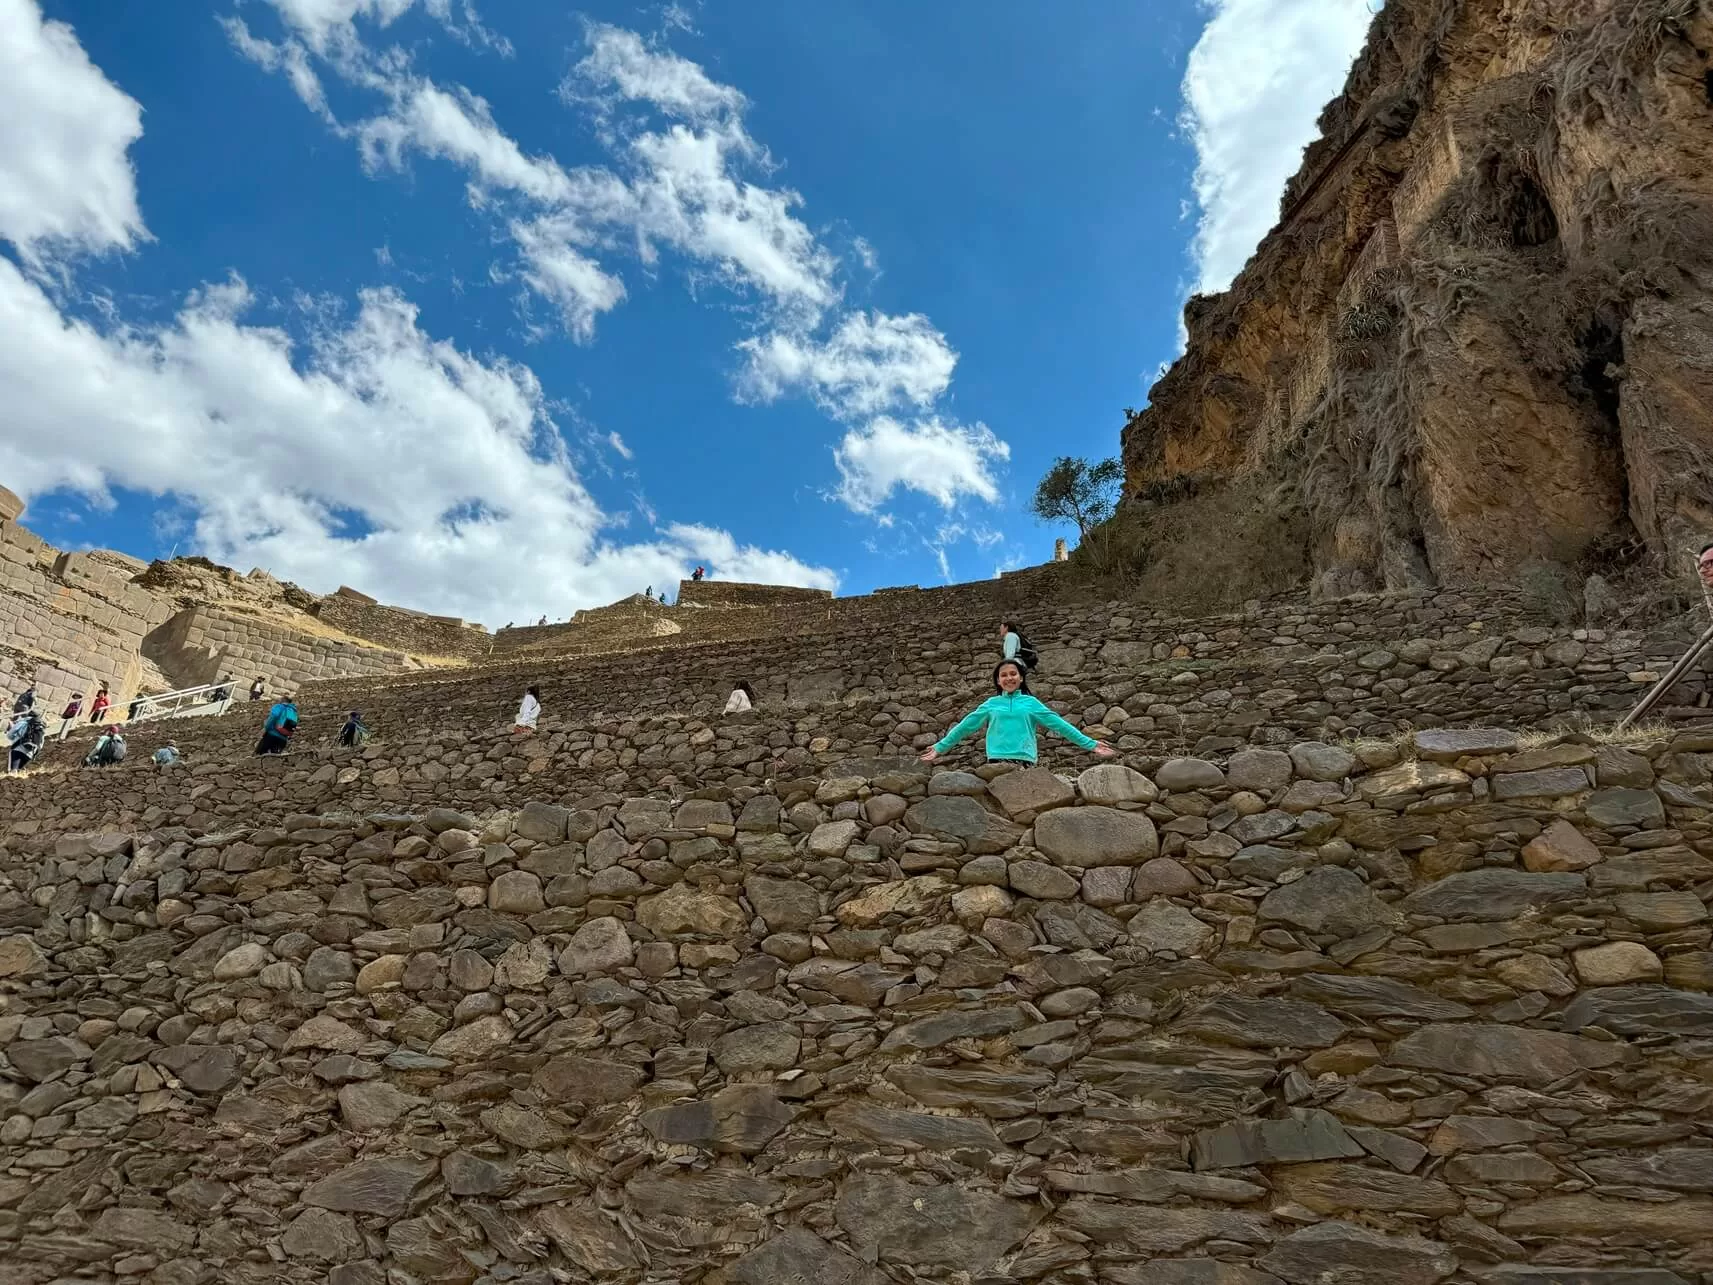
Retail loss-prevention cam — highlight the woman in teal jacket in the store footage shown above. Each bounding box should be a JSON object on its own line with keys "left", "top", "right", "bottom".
{"left": 921, "top": 659, "right": 1116, "bottom": 766}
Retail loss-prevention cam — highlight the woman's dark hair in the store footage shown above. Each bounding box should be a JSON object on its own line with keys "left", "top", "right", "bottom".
{"left": 1002, "top": 620, "right": 1022, "bottom": 635}
{"left": 992, "top": 658, "right": 1032, "bottom": 694}
{"left": 1700, "top": 542, "right": 1713, "bottom": 556}
{"left": 736, "top": 681, "right": 756, "bottom": 700}
{"left": 527, "top": 685, "right": 540, "bottom": 699}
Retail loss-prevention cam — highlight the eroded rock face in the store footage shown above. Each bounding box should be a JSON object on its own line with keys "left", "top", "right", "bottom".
{"left": 4, "top": 730, "right": 1711, "bottom": 1284}
{"left": 1121, "top": 0, "right": 1713, "bottom": 601}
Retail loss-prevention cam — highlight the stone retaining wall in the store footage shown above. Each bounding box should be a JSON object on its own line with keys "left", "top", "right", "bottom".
{"left": 313, "top": 595, "right": 490, "bottom": 662}
{"left": 19, "top": 584, "right": 1713, "bottom": 813}
{"left": 0, "top": 520, "right": 169, "bottom": 714}
{"left": 2, "top": 732, "right": 1711, "bottom": 1282}
{"left": 142, "top": 606, "right": 419, "bottom": 697}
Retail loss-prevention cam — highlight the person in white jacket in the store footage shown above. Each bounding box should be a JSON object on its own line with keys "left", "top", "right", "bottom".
{"left": 723, "top": 681, "right": 756, "bottom": 714}
{"left": 514, "top": 685, "right": 541, "bottom": 732}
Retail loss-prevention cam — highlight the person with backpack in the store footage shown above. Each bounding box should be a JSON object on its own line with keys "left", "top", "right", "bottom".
{"left": 339, "top": 711, "right": 370, "bottom": 747}
{"left": 921, "top": 658, "right": 1115, "bottom": 768}
{"left": 153, "top": 740, "right": 180, "bottom": 765}
{"left": 1001, "top": 621, "right": 1040, "bottom": 671}
{"left": 85, "top": 729, "right": 125, "bottom": 767}
{"left": 256, "top": 695, "right": 298, "bottom": 755}
{"left": 7, "top": 711, "right": 46, "bottom": 773}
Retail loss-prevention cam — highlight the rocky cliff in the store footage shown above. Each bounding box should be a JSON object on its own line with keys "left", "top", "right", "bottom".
{"left": 1123, "top": 0, "right": 1713, "bottom": 605}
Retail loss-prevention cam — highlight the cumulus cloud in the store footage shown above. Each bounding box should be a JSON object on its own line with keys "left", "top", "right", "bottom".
{"left": 0, "top": 262, "right": 834, "bottom": 623}
{"left": 834, "top": 417, "right": 1009, "bottom": 514}
{"left": 567, "top": 22, "right": 745, "bottom": 122}
{"left": 0, "top": 0, "right": 146, "bottom": 263}
{"left": 736, "top": 311, "right": 957, "bottom": 419}
{"left": 220, "top": 4, "right": 1008, "bottom": 527}
{"left": 1, "top": 7, "right": 832, "bottom": 624}
{"left": 1181, "top": 0, "right": 1374, "bottom": 294}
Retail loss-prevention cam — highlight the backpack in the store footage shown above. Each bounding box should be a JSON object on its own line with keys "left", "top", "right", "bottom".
{"left": 1014, "top": 635, "right": 1040, "bottom": 671}
{"left": 109, "top": 738, "right": 126, "bottom": 763}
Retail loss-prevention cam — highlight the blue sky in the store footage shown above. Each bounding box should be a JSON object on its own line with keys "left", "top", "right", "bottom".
{"left": 0, "top": 0, "right": 1373, "bottom": 626}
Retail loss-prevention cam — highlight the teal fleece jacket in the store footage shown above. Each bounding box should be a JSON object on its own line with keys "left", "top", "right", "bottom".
{"left": 933, "top": 692, "right": 1097, "bottom": 763}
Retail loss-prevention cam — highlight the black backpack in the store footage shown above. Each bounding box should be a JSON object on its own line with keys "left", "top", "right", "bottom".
{"left": 1014, "top": 635, "right": 1040, "bottom": 670}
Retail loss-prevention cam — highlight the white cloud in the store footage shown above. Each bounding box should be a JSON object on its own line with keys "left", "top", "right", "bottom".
{"left": 834, "top": 417, "right": 1009, "bottom": 514}
{"left": 736, "top": 311, "right": 957, "bottom": 419}
{"left": 0, "top": 0, "right": 146, "bottom": 263}
{"left": 220, "top": 9, "right": 1005, "bottom": 525}
{"left": 1181, "top": 0, "right": 1373, "bottom": 293}
{"left": 661, "top": 524, "right": 835, "bottom": 591}
{"left": 220, "top": 17, "right": 332, "bottom": 120}
{"left": 252, "top": 0, "right": 506, "bottom": 58}
{"left": 569, "top": 22, "right": 745, "bottom": 122}
{"left": 607, "top": 430, "right": 633, "bottom": 459}
{"left": 0, "top": 260, "right": 834, "bottom": 624}
{"left": 510, "top": 212, "right": 628, "bottom": 341}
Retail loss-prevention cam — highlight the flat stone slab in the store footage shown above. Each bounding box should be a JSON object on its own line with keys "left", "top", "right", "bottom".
{"left": 1413, "top": 727, "right": 1520, "bottom": 760}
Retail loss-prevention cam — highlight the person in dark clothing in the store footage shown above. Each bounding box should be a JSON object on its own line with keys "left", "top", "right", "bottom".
{"left": 213, "top": 676, "right": 235, "bottom": 702}
{"left": 11, "top": 687, "right": 34, "bottom": 715}
{"left": 7, "top": 712, "right": 46, "bottom": 773}
{"left": 255, "top": 696, "right": 298, "bottom": 755}
{"left": 84, "top": 730, "right": 125, "bottom": 767}
{"left": 339, "top": 711, "right": 369, "bottom": 747}
{"left": 692, "top": 566, "right": 705, "bottom": 582}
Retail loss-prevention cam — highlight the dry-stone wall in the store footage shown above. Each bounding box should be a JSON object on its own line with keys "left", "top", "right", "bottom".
{"left": 313, "top": 591, "right": 491, "bottom": 662}
{"left": 143, "top": 606, "right": 420, "bottom": 696}
{"left": 0, "top": 519, "right": 171, "bottom": 713}
{"left": 3, "top": 732, "right": 1713, "bottom": 1283}
{"left": 28, "top": 583, "right": 1713, "bottom": 795}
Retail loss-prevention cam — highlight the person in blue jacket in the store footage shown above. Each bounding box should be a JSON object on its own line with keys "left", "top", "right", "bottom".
{"left": 255, "top": 695, "right": 298, "bottom": 756}
{"left": 920, "top": 658, "right": 1116, "bottom": 766}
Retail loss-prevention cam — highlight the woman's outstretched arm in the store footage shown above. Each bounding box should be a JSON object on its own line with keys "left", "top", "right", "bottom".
{"left": 1031, "top": 704, "right": 1115, "bottom": 756}
{"left": 921, "top": 705, "right": 990, "bottom": 761}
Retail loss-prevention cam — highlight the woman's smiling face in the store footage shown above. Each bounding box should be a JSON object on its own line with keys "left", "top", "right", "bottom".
{"left": 997, "top": 662, "right": 1024, "bottom": 693}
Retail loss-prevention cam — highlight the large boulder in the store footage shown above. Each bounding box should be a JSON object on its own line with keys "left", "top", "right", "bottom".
{"left": 1035, "top": 806, "right": 1159, "bottom": 867}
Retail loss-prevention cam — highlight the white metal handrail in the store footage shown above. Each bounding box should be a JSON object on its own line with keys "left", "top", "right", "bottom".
{"left": 52, "top": 681, "right": 237, "bottom": 740}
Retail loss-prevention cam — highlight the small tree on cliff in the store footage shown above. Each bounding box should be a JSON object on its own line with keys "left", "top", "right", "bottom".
{"left": 1031, "top": 456, "right": 1124, "bottom": 541}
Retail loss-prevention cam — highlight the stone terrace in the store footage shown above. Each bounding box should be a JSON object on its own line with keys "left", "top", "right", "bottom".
{"left": 3, "top": 730, "right": 1713, "bottom": 1283}
{"left": 21, "top": 581, "right": 1713, "bottom": 792}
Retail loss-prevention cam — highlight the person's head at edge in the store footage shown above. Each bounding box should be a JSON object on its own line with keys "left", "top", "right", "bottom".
{"left": 735, "top": 681, "right": 756, "bottom": 701}
{"left": 1000, "top": 620, "right": 1020, "bottom": 642}
{"left": 527, "top": 685, "right": 540, "bottom": 700}
{"left": 1698, "top": 542, "right": 1713, "bottom": 590}
{"left": 993, "top": 659, "right": 1029, "bottom": 695}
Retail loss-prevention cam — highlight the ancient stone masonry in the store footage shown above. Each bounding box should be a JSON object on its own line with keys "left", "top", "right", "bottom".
{"left": 313, "top": 589, "right": 490, "bottom": 663}
{"left": 143, "top": 606, "right": 422, "bottom": 695}
{"left": 1123, "top": 0, "right": 1713, "bottom": 599}
{"left": 0, "top": 503, "right": 458, "bottom": 714}
{"left": 4, "top": 726, "right": 1713, "bottom": 1283}
{"left": 0, "top": 516, "right": 172, "bottom": 716}
{"left": 23, "top": 581, "right": 1713, "bottom": 809}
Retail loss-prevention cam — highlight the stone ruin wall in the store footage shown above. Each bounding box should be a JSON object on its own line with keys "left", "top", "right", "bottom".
{"left": 14, "top": 583, "right": 1713, "bottom": 842}
{"left": 0, "top": 503, "right": 450, "bottom": 713}
{"left": 3, "top": 725, "right": 1713, "bottom": 1283}
{"left": 490, "top": 572, "right": 1057, "bottom": 661}
{"left": 675, "top": 581, "right": 834, "bottom": 610}
{"left": 142, "top": 606, "right": 421, "bottom": 698}
{"left": 313, "top": 590, "right": 491, "bottom": 663}
{"left": 0, "top": 518, "right": 172, "bottom": 716}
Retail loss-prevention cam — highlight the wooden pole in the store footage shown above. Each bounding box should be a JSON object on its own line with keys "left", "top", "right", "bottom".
{"left": 1615, "top": 616, "right": 1713, "bottom": 732}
